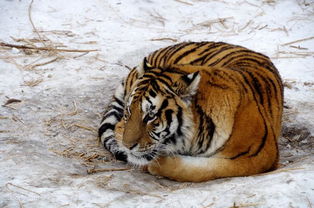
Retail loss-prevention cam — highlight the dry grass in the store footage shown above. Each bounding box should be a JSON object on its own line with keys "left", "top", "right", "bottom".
{"left": 43, "top": 98, "right": 112, "bottom": 169}
{"left": 0, "top": 42, "right": 99, "bottom": 53}
{"left": 25, "top": 57, "right": 59, "bottom": 70}
{"left": 197, "top": 17, "right": 233, "bottom": 28}
{"left": 108, "top": 184, "right": 164, "bottom": 199}
{"left": 87, "top": 167, "right": 130, "bottom": 174}
{"left": 281, "top": 36, "right": 314, "bottom": 46}
{"left": 49, "top": 142, "right": 110, "bottom": 167}
{"left": 73, "top": 123, "right": 97, "bottom": 132}
{"left": 23, "top": 78, "right": 43, "bottom": 87}
{"left": 150, "top": 38, "right": 178, "bottom": 42}
{"left": 174, "top": 0, "right": 193, "bottom": 6}
{"left": 6, "top": 182, "right": 41, "bottom": 196}
{"left": 230, "top": 202, "right": 261, "bottom": 208}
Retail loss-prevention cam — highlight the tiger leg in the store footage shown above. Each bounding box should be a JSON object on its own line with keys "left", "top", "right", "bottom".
{"left": 148, "top": 149, "right": 275, "bottom": 182}
{"left": 98, "top": 81, "right": 127, "bottom": 162}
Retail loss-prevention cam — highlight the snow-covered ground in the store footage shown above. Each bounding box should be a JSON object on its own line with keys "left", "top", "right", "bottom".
{"left": 0, "top": 0, "right": 313, "bottom": 207}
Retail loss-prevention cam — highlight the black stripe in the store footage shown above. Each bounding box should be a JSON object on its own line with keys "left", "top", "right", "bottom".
{"left": 114, "top": 151, "right": 127, "bottom": 162}
{"left": 177, "top": 107, "right": 183, "bottom": 136}
{"left": 159, "top": 99, "right": 168, "bottom": 112}
{"left": 165, "top": 42, "right": 192, "bottom": 63}
{"left": 151, "top": 80, "right": 161, "bottom": 92}
{"left": 114, "top": 96, "right": 124, "bottom": 107}
{"left": 173, "top": 42, "right": 209, "bottom": 64}
{"left": 156, "top": 99, "right": 168, "bottom": 117}
{"left": 189, "top": 43, "right": 228, "bottom": 65}
{"left": 202, "top": 45, "right": 235, "bottom": 65}
{"left": 232, "top": 58, "right": 274, "bottom": 73}
{"left": 250, "top": 124, "right": 268, "bottom": 157}
{"left": 155, "top": 78, "right": 173, "bottom": 92}
{"left": 195, "top": 104, "right": 215, "bottom": 154}
{"left": 250, "top": 71, "right": 264, "bottom": 104}
{"left": 112, "top": 105, "right": 124, "bottom": 113}
{"left": 163, "top": 134, "right": 176, "bottom": 145}
{"left": 145, "top": 96, "right": 153, "bottom": 105}
{"left": 103, "top": 135, "right": 115, "bottom": 148}
{"left": 157, "top": 45, "right": 175, "bottom": 67}
{"left": 143, "top": 153, "right": 154, "bottom": 161}
{"left": 151, "top": 49, "right": 163, "bottom": 66}
{"left": 104, "top": 111, "right": 123, "bottom": 120}
{"left": 124, "top": 69, "right": 137, "bottom": 97}
{"left": 205, "top": 113, "right": 215, "bottom": 146}
{"left": 152, "top": 46, "right": 172, "bottom": 66}
{"left": 196, "top": 106, "right": 205, "bottom": 150}
{"left": 168, "top": 67, "right": 188, "bottom": 75}
{"left": 233, "top": 67, "right": 265, "bottom": 105}
{"left": 198, "top": 42, "right": 225, "bottom": 56}
{"left": 98, "top": 123, "right": 115, "bottom": 137}
{"left": 221, "top": 52, "right": 269, "bottom": 68}
{"left": 165, "top": 109, "right": 173, "bottom": 125}
{"left": 149, "top": 89, "right": 157, "bottom": 98}
{"left": 217, "top": 70, "right": 249, "bottom": 93}
{"left": 229, "top": 68, "right": 269, "bottom": 157}
{"left": 158, "top": 73, "right": 173, "bottom": 83}
{"left": 208, "top": 49, "right": 250, "bottom": 66}
{"left": 258, "top": 74, "right": 274, "bottom": 117}
{"left": 236, "top": 62, "right": 283, "bottom": 99}
{"left": 229, "top": 146, "right": 251, "bottom": 160}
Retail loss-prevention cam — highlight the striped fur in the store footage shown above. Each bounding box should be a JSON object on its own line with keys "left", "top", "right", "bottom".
{"left": 99, "top": 42, "right": 283, "bottom": 182}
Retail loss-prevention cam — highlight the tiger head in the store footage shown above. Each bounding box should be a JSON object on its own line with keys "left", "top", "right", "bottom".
{"left": 122, "top": 58, "right": 200, "bottom": 165}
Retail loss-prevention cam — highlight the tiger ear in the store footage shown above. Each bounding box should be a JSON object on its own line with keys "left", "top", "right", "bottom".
{"left": 137, "top": 57, "right": 153, "bottom": 76}
{"left": 179, "top": 71, "right": 201, "bottom": 104}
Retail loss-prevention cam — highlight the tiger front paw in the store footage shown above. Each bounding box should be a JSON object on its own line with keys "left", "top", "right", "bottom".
{"left": 147, "top": 156, "right": 169, "bottom": 176}
{"left": 147, "top": 161, "right": 161, "bottom": 176}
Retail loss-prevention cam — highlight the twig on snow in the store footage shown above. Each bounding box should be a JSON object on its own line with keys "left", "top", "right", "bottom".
{"left": 282, "top": 36, "right": 314, "bottom": 46}
{"left": 0, "top": 42, "right": 99, "bottom": 53}
{"left": 87, "top": 167, "right": 130, "bottom": 174}
{"left": 150, "top": 38, "right": 178, "bottom": 42}
{"left": 28, "top": 0, "right": 47, "bottom": 47}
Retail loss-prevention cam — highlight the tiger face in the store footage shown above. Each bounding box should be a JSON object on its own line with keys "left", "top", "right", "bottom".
{"left": 121, "top": 63, "right": 200, "bottom": 165}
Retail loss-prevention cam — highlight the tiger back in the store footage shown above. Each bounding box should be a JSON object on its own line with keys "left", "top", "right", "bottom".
{"left": 98, "top": 42, "right": 283, "bottom": 182}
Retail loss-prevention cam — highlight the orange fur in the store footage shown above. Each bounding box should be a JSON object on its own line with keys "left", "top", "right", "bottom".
{"left": 113, "top": 42, "right": 283, "bottom": 182}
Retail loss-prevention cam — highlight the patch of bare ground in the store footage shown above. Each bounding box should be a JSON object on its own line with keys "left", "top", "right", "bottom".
{"left": 279, "top": 82, "right": 314, "bottom": 166}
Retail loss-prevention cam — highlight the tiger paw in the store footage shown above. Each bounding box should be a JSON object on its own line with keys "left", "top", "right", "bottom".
{"left": 147, "top": 156, "right": 169, "bottom": 176}
{"left": 147, "top": 161, "right": 161, "bottom": 176}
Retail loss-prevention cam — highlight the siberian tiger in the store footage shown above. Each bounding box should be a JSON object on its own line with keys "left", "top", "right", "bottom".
{"left": 98, "top": 42, "right": 283, "bottom": 182}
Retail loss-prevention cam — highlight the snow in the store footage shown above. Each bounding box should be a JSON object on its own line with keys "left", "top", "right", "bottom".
{"left": 0, "top": 0, "right": 313, "bottom": 207}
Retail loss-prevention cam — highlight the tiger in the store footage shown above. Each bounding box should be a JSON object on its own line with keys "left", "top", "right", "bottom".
{"left": 98, "top": 41, "right": 283, "bottom": 182}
